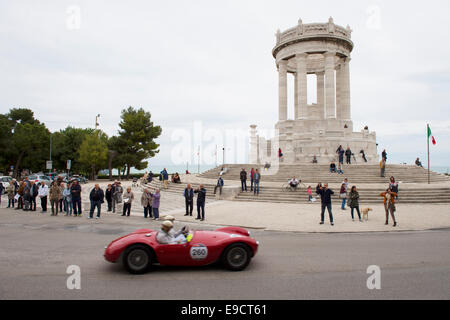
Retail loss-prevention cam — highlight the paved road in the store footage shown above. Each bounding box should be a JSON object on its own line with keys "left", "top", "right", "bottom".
{"left": 0, "top": 209, "right": 449, "bottom": 299}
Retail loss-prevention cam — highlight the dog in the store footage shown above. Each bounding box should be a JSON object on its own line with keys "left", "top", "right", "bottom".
{"left": 362, "top": 207, "right": 373, "bottom": 221}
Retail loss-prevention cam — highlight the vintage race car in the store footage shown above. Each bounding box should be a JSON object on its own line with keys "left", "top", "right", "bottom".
{"left": 104, "top": 226, "right": 259, "bottom": 274}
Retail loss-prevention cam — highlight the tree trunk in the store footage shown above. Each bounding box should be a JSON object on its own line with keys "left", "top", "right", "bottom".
{"left": 108, "top": 150, "right": 117, "bottom": 181}
{"left": 13, "top": 151, "right": 25, "bottom": 179}
{"left": 91, "top": 164, "right": 95, "bottom": 181}
{"left": 126, "top": 164, "right": 131, "bottom": 180}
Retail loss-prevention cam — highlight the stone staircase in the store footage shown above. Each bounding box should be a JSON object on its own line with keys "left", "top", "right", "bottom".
{"left": 199, "top": 164, "right": 449, "bottom": 184}
{"left": 198, "top": 163, "right": 450, "bottom": 204}
{"left": 233, "top": 185, "right": 450, "bottom": 204}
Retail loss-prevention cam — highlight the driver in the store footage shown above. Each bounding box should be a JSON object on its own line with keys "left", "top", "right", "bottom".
{"left": 288, "top": 176, "right": 299, "bottom": 190}
{"left": 156, "top": 220, "right": 188, "bottom": 244}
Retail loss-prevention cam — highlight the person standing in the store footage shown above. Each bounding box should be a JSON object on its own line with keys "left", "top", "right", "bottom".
{"left": 13, "top": 179, "right": 19, "bottom": 205}
{"left": 253, "top": 169, "right": 261, "bottom": 195}
{"left": 105, "top": 184, "right": 113, "bottom": 212}
{"left": 71, "top": 180, "right": 82, "bottom": 216}
{"left": 122, "top": 187, "right": 134, "bottom": 217}
{"left": 141, "top": 188, "right": 153, "bottom": 218}
{"left": 38, "top": 182, "right": 49, "bottom": 212}
{"left": 240, "top": 168, "right": 247, "bottom": 192}
{"left": 340, "top": 178, "right": 349, "bottom": 210}
{"left": 345, "top": 147, "right": 352, "bottom": 164}
{"left": 30, "top": 181, "right": 38, "bottom": 211}
{"left": 22, "top": 183, "right": 31, "bottom": 211}
{"left": 183, "top": 184, "right": 194, "bottom": 216}
{"left": 194, "top": 184, "right": 206, "bottom": 221}
{"left": 380, "top": 188, "right": 397, "bottom": 227}
{"left": 382, "top": 149, "right": 387, "bottom": 162}
{"left": 162, "top": 168, "right": 169, "bottom": 189}
{"left": 214, "top": 176, "right": 224, "bottom": 195}
{"left": 49, "top": 181, "right": 61, "bottom": 216}
{"left": 307, "top": 186, "right": 313, "bottom": 202}
{"left": 63, "top": 183, "right": 72, "bottom": 216}
{"left": 380, "top": 158, "right": 386, "bottom": 177}
{"left": 147, "top": 171, "right": 153, "bottom": 183}
{"left": 112, "top": 181, "right": 123, "bottom": 213}
{"left": 316, "top": 183, "right": 334, "bottom": 226}
{"left": 89, "top": 184, "right": 104, "bottom": 219}
{"left": 15, "top": 181, "right": 25, "bottom": 210}
{"left": 58, "top": 182, "right": 65, "bottom": 212}
{"left": 336, "top": 145, "right": 345, "bottom": 165}
{"left": 7, "top": 181, "right": 15, "bottom": 208}
{"left": 152, "top": 188, "right": 161, "bottom": 220}
{"left": 348, "top": 186, "right": 362, "bottom": 222}
{"left": 0, "top": 182, "right": 3, "bottom": 207}
{"left": 250, "top": 168, "right": 255, "bottom": 191}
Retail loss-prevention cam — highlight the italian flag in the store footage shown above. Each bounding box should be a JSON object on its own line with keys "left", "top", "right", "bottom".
{"left": 428, "top": 125, "right": 436, "bottom": 145}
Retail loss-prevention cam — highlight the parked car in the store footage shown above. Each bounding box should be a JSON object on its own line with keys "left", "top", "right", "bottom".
{"left": 28, "top": 174, "right": 52, "bottom": 185}
{"left": 69, "top": 175, "right": 88, "bottom": 184}
{"left": 0, "top": 176, "right": 13, "bottom": 193}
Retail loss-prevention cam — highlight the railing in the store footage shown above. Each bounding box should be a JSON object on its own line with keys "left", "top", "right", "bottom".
{"left": 276, "top": 21, "right": 352, "bottom": 46}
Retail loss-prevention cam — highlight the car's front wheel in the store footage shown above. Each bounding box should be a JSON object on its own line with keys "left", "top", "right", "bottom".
{"left": 123, "top": 244, "right": 153, "bottom": 274}
{"left": 221, "top": 243, "right": 252, "bottom": 271}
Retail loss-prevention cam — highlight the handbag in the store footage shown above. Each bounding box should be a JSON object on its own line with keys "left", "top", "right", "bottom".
{"left": 339, "top": 193, "right": 346, "bottom": 199}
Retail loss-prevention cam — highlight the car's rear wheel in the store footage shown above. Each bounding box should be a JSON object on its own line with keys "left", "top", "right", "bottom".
{"left": 221, "top": 243, "right": 252, "bottom": 271}
{"left": 123, "top": 244, "right": 153, "bottom": 274}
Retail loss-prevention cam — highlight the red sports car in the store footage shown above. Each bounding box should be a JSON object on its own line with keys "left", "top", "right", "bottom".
{"left": 104, "top": 226, "right": 259, "bottom": 274}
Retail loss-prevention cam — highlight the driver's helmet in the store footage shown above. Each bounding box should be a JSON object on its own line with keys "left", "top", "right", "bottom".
{"left": 162, "top": 220, "right": 173, "bottom": 229}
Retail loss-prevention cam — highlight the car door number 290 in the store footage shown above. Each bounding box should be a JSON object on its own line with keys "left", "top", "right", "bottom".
{"left": 190, "top": 245, "right": 208, "bottom": 260}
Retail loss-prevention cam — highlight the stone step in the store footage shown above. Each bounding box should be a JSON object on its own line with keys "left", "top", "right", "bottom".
{"left": 233, "top": 198, "right": 450, "bottom": 204}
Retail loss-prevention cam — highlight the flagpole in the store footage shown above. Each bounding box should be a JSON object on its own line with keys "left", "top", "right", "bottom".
{"left": 197, "top": 145, "right": 200, "bottom": 174}
{"left": 427, "top": 123, "right": 430, "bottom": 184}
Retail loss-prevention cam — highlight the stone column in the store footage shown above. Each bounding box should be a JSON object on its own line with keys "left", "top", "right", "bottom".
{"left": 296, "top": 53, "right": 308, "bottom": 119}
{"left": 324, "top": 51, "right": 336, "bottom": 119}
{"left": 316, "top": 71, "right": 325, "bottom": 119}
{"left": 335, "top": 62, "right": 343, "bottom": 119}
{"left": 278, "top": 60, "right": 288, "bottom": 121}
{"left": 341, "top": 57, "right": 351, "bottom": 120}
{"left": 249, "top": 125, "right": 258, "bottom": 164}
{"left": 294, "top": 73, "right": 298, "bottom": 119}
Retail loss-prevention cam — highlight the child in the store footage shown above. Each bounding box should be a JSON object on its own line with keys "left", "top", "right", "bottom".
{"left": 337, "top": 163, "right": 344, "bottom": 175}
{"left": 307, "top": 186, "right": 312, "bottom": 202}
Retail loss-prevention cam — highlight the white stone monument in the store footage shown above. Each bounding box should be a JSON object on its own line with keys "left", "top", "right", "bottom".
{"left": 250, "top": 18, "right": 378, "bottom": 165}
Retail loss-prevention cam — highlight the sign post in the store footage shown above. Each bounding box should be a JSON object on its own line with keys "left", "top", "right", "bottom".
{"left": 67, "top": 160, "right": 71, "bottom": 178}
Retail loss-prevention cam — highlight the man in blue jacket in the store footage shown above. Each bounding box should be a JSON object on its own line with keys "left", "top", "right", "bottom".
{"left": 194, "top": 184, "right": 207, "bottom": 221}
{"left": 316, "top": 183, "right": 334, "bottom": 225}
{"left": 183, "top": 184, "right": 194, "bottom": 216}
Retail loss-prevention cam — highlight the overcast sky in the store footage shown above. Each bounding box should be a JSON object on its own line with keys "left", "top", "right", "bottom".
{"left": 1, "top": 0, "right": 449, "bottom": 167}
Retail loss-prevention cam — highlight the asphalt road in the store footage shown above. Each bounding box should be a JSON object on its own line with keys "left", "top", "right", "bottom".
{"left": 0, "top": 209, "right": 449, "bottom": 299}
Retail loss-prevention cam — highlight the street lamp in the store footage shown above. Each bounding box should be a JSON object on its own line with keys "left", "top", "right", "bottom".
{"left": 95, "top": 114, "right": 101, "bottom": 129}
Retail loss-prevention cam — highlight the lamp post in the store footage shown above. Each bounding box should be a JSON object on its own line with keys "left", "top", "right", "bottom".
{"left": 95, "top": 114, "right": 100, "bottom": 129}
